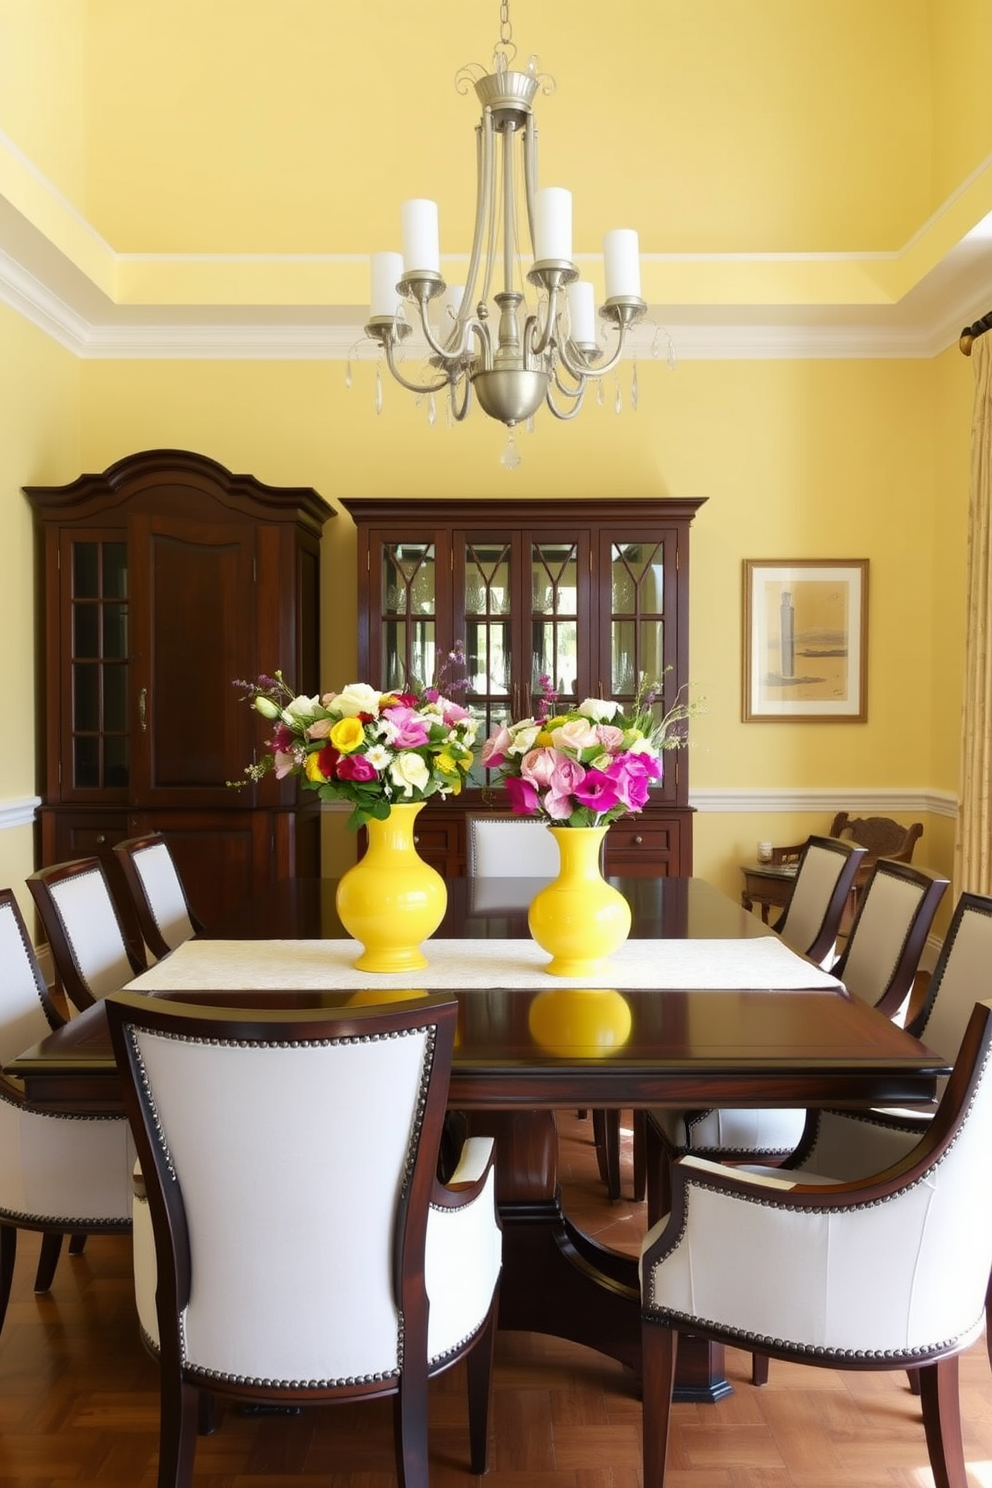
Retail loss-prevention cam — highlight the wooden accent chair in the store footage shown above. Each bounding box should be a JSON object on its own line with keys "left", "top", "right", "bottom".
{"left": 0, "top": 888, "right": 134, "bottom": 1334}
{"left": 113, "top": 832, "right": 204, "bottom": 961}
{"left": 105, "top": 990, "right": 502, "bottom": 1488}
{"left": 643, "top": 856, "right": 946, "bottom": 1220}
{"left": 27, "top": 857, "right": 145, "bottom": 1011}
{"left": 641, "top": 995, "right": 992, "bottom": 1488}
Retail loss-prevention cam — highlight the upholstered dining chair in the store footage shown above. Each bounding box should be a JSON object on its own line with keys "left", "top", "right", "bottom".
{"left": 27, "top": 857, "right": 145, "bottom": 1011}
{"left": 0, "top": 888, "right": 134, "bottom": 1336}
{"left": 112, "top": 831, "right": 204, "bottom": 961}
{"left": 105, "top": 989, "right": 502, "bottom": 1488}
{"left": 642, "top": 856, "right": 947, "bottom": 1220}
{"left": 466, "top": 812, "right": 562, "bottom": 877}
{"left": 771, "top": 833, "right": 866, "bottom": 965}
{"left": 743, "top": 888, "right": 990, "bottom": 1388}
{"left": 640, "top": 995, "right": 992, "bottom": 1488}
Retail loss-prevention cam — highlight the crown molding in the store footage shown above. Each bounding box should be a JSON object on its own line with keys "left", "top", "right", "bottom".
{"left": 0, "top": 795, "right": 41, "bottom": 831}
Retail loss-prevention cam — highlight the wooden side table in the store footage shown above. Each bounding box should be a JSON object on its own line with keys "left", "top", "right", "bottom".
{"left": 740, "top": 863, "right": 797, "bottom": 924}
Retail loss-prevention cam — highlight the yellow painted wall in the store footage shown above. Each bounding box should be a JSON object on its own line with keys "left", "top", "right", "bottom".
{"left": 0, "top": 0, "right": 85, "bottom": 201}
{"left": 0, "top": 302, "right": 80, "bottom": 922}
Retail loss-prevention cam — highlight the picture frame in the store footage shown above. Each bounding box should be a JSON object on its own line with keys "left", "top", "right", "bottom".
{"left": 742, "top": 559, "right": 868, "bottom": 722}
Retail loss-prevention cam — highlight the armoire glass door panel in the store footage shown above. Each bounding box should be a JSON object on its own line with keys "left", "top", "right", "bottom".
{"left": 68, "top": 539, "right": 130, "bottom": 792}
{"left": 528, "top": 540, "right": 580, "bottom": 709}
{"left": 609, "top": 540, "right": 667, "bottom": 707}
{"left": 380, "top": 543, "right": 437, "bottom": 688}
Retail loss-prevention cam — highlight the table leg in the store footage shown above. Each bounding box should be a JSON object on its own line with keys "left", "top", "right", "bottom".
{"left": 468, "top": 1109, "right": 732, "bottom": 1402}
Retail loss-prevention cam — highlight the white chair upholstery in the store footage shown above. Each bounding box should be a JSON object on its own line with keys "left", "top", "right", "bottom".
{"left": 106, "top": 990, "right": 501, "bottom": 1488}
{"left": 466, "top": 813, "right": 562, "bottom": 878}
{"left": 113, "top": 833, "right": 201, "bottom": 960}
{"left": 0, "top": 889, "right": 134, "bottom": 1333}
{"left": 27, "top": 857, "right": 144, "bottom": 1010}
{"left": 640, "top": 997, "right": 992, "bottom": 1488}
{"left": 774, "top": 834, "right": 866, "bottom": 966}
{"left": 643, "top": 857, "right": 942, "bottom": 1198}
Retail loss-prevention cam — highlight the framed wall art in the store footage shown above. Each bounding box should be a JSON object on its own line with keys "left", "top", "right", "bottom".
{"left": 742, "top": 559, "right": 868, "bottom": 722}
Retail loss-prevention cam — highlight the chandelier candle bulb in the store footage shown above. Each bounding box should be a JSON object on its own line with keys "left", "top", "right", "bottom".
{"left": 604, "top": 229, "right": 641, "bottom": 300}
{"left": 567, "top": 281, "right": 596, "bottom": 344}
{"left": 402, "top": 199, "right": 441, "bottom": 274}
{"left": 370, "top": 252, "right": 404, "bottom": 319}
{"left": 534, "top": 187, "right": 573, "bottom": 262}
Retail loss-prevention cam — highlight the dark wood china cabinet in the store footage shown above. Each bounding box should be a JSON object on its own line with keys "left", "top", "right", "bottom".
{"left": 342, "top": 496, "right": 706, "bottom": 878}
{"left": 25, "top": 450, "right": 334, "bottom": 935}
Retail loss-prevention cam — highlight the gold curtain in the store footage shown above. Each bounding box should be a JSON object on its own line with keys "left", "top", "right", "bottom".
{"left": 956, "top": 334, "right": 992, "bottom": 893}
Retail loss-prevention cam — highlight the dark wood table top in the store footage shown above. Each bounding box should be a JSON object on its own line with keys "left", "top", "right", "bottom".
{"left": 8, "top": 877, "right": 948, "bottom": 1113}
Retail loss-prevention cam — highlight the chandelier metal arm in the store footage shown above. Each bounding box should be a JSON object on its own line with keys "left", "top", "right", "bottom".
{"left": 381, "top": 333, "right": 451, "bottom": 396}
{"left": 544, "top": 378, "right": 588, "bottom": 421}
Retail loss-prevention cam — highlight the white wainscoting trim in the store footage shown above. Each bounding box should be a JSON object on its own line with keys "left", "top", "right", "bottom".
{"left": 688, "top": 787, "right": 957, "bottom": 818}
{"left": 0, "top": 795, "right": 41, "bottom": 830}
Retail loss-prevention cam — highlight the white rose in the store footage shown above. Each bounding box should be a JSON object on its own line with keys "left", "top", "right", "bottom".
{"left": 389, "top": 753, "right": 430, "bottom": 796}
{"left": 577, "top": 697, "right": 620, "bottom": 723}
{"left": 333, "top": 682, "right": 382, "bottom": 718}
{"left": 285, "top": 693, "right": 320, "bottom": 722}
{"left": 507, "top": 723, "right": 541, "bottom": 755}
{"left": 253, "top": 696, "right": 281, "bottom": 720}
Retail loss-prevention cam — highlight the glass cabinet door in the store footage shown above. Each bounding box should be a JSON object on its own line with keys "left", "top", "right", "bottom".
{"left": 376, "top": 541, "right": 439, "bottom": 691}
{"left": 63, "top": 534, "right": 130, "bottom": 793}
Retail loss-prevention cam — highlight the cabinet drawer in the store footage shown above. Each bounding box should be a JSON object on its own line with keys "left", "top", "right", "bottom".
{"left": 607, "top": 825, "right": 673, "bottom": 856}
{"left": 57, "top": 816, "right": 130, "bottom": 857}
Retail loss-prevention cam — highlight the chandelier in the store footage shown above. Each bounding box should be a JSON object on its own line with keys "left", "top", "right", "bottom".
{"left": 363, "top": 0, "right": 647, "bottom": 465}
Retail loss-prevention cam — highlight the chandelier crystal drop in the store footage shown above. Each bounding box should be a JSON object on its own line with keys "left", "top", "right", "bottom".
{"left": 364, "top": 0, "right": 647, "bottom": 439}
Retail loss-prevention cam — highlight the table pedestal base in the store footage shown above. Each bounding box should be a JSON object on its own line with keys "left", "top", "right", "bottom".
{"left": 470, "top": 1110, "right": 733, "bottom": 1403}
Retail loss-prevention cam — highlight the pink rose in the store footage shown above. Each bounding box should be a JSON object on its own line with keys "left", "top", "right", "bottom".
{"left": 505, "top": 775, "right": 541, "bottom": 815}
{"left": 554, "top": 718, "right": 600, "bottom": 754}
{"left": 520, "top": 746, "right": 561, "bottom": 789}
{"left": 381, "top": 704, "right": 430, "bottom": 748}
{"left": 594, "top": 724, "right": 625, "bottom": 753}
{"left": 335, "top": 753, "right": 378, "bottom": 782}
{"left": 574, "top": 767, "right": 624, "bottom": 813}
{"left": 481, "top": 725, "right": 513, "bottom": 768}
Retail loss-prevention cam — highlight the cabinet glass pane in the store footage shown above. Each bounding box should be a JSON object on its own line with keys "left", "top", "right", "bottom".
{"left": 73, "top": 604, "right": 99, "bottom": 658}
{"left": 466, "top": 619, "right": 511, "bottom": 696}
{"left": 73, "top": 665, "right": 99, "bottom": 732}
{"left": 530, "top": 542, "right": 579, "bottom": 705}
{"left": 380, "top": 620, "right": 436, "bottom": 691}
{"left": 68, "top": 540, "right": 129, "bottom": 790}
{"left": 380, "top": 545, "right": 436, "bottom": 689}
{"left": 103, "top": 604, "right": 128, "bottom": 659}
{"left": 610, "top": 541, "right": 665, "bottom": 701}
{"left": 465, "top": 542, "right": 511, "bottom": 616}
{"left": 72, "top": 544, "right": 99, "bottom": 598}
{"left": 383, "top": 544, "right": 435, "bottom": 615}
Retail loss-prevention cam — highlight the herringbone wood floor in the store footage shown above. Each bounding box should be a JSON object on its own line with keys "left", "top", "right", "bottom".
{"left": 2, "top": 1112, "right": 991, "bottom": 1487}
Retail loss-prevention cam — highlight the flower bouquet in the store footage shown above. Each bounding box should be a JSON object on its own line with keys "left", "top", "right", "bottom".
{"left": 233, "top": 649, "right": 477, "bottom": 832}
{"left": 480, "top": 675, "right": 693, "bottom": 826}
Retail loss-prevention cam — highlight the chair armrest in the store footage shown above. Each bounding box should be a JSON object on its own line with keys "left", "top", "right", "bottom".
{"left": 679, "top": 1155, "right": 800, "bottom": 1190}
{"left": 431, "top": 1135, "right": 496, "bottom": 1209}
{"left": 784, "top": 1106, "right": 933, "bottom": 1180}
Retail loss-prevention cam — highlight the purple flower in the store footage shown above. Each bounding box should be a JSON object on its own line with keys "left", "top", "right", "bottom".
{"left": 381, "top": 704, "right": 430, "bottom": 748}
{"left": 574, "top": 767, "right": 624, "bottom": 813}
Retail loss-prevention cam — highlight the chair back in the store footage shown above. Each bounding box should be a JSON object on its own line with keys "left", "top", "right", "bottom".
{"left": 0, "top": 890, "right": 64, "bottom": 1070}
{"left": 466, "top": 814, "right": 561, "bottom": 877}
{"left": 831, "top": 860, "right": 948, "bottom": 1022}
{"left": 907, "top": 892, "right": 992, "bottom": 1096}
{"left": 830, "top": 812, "right": 923, "bottom": 864}
{"left": 775, "top": 836, "right": 866, "bottom": 965}
{"left": 27, "top": 858, "right": 144, "bottom": 1011}
{"left": 106, "top": 991, "right": 459, "bottom": 1387}
{"left": 113, "top": 832, "right": 201, "bottom": 959}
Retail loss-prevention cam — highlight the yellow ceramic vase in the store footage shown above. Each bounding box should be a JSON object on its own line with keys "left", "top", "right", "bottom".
{"left": 527, "top": 826, "right": 632, "bottom": 977}
{"left": 335, "top": 802, "right": 447, "bottom": 973}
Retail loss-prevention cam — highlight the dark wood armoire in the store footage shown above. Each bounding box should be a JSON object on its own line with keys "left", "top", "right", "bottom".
{"left": 25, "top": 449, "right": 335, "bottom": 936}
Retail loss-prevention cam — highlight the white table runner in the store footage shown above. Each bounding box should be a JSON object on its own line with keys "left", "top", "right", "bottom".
{"left": 128, "top": 936, "right": 842, "bottom": 993}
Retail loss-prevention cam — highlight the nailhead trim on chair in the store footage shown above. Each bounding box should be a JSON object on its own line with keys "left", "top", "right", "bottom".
{"left": 643, "top": 1304, "right": 983, "bottom": 1363}
{"left": 142, "top": 1321, "right": 404, "bottom": 1388}
{"left": 0, "top": 1205, "right": 131, "bottom": 1228}
{"left": 0, "top": 1084, "right": 126, "bottom": 1124}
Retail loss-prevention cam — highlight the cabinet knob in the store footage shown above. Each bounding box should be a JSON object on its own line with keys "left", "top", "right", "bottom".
{"left": 633, "top": 834, "right": 643, "bottom": 846}
{"left": 95, "top": 833, "right": 107, "bottom": 845}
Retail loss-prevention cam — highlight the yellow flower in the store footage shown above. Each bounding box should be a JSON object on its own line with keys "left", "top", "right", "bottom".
{"left": 329, "top": 717, "right": 365, "bottom": 753}
{"left": 304, "top": 751, "right": 328, "bottom": 783}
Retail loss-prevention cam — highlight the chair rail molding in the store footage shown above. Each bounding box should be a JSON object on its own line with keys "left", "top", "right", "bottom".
{"left": 690, "top": 788, "right": 957, "bottom": 818}
{"left": 0, "top": 796, "right": 42, "bottom": 831}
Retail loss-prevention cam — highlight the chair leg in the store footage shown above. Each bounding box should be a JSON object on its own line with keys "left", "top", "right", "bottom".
{"left": 632, "top": 1109, "right": 647, "bottom": 1203}
{"left": 918, "top": 1356, "right": 967, "bottom": 1488}
{"left": 751, "top": 1352, "right": 769, "bottom": 1386}
{"left": 0, "top": 1224, "right": 16, "bottom": 1337}
{"left": 592, "top": 1109, "right": 623, "bottom": 1201}
{"left": 644, "top": 1117, "right": 674, "bottom": 1227}
{"left": 34, "top": 1231, "right": 64, "bottom": 1293}
{"left": 465, "top": 1294, "right": 499, "bottom": 1474}
{"left": 157, "top": 1375, "right": 200, "bottom": 1488}
{"left": 907, "top": 1367, "right": 922, "bottom": 1395}
{"left": 641, "top": 1319, "right": 678, "bottom": 1488}
{"left": 68, "top": 1233, "right": 87, "bottom": 1256}
{"left": 394, "top": 1366, "right": 430, "bottom": 1488}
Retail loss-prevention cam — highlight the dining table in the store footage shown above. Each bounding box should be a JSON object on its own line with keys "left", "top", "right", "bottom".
{"left": 6, "top": 875, "right": 949, "bottom": 1402}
